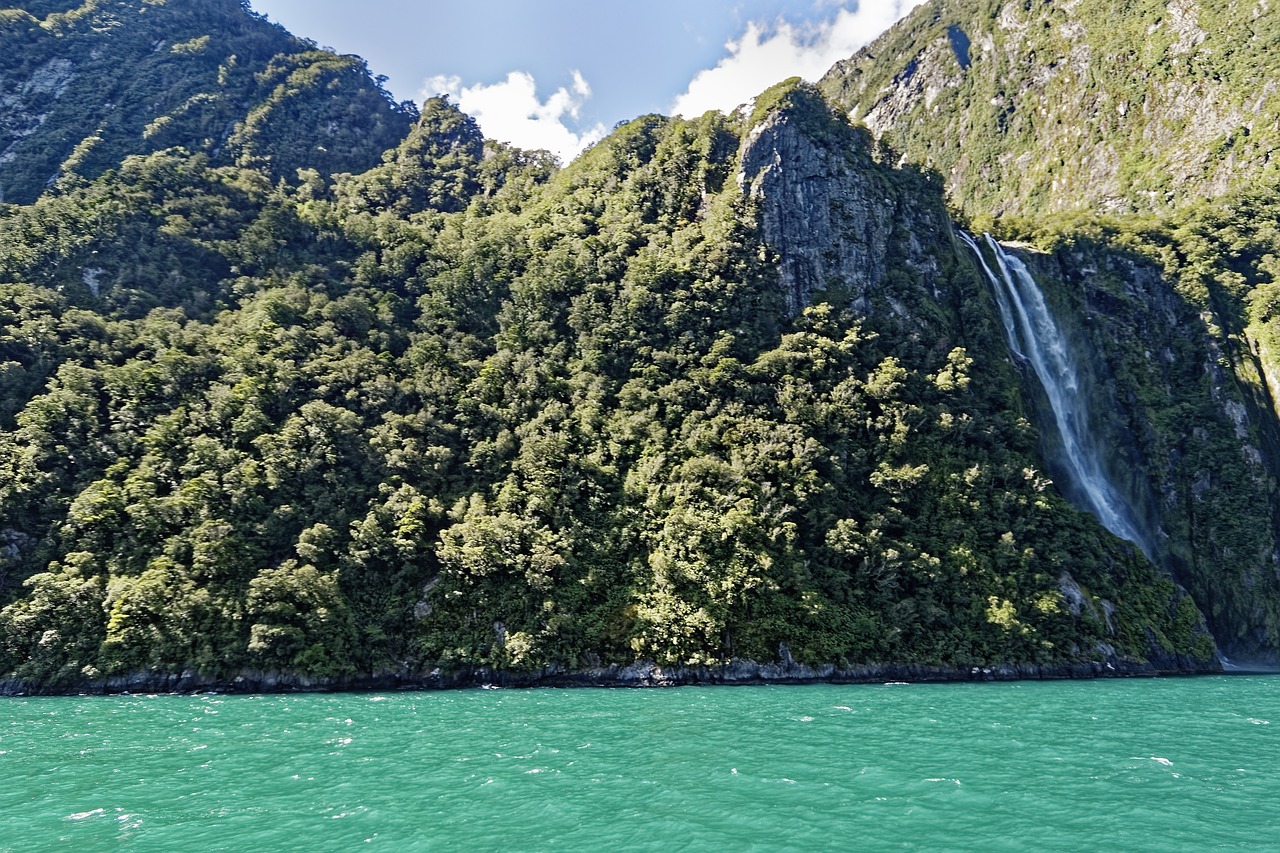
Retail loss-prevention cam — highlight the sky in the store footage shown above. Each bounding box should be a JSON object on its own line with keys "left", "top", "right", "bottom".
{"left": 247, "top": 1, "right": 925, "bottom": 163}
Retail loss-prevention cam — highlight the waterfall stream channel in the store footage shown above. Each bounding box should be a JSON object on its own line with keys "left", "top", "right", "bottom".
{"left": 960, "top": 232, "right": 1152, "bottom": 559}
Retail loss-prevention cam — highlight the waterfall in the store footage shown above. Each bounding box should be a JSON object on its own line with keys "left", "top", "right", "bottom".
{"left": 960, "top": 232, "right": 1151, "bottom": 557}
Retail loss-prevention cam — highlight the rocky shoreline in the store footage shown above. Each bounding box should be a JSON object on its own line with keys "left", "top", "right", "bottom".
{"left": 0, "top": 651, "right": 1224, "bottom": 697}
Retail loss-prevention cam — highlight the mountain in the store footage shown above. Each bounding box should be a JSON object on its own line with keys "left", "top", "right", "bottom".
{"left": 822, "top": 0, "right": 1280, "bottom": 661}
{"left": 2, "top": 0, "right": 1276, "bottom": 692}
{"left": 819, "top": 0, "right": 1280, "bottom": 219}
{"left": 0, "top": 0, "right": 414, "bottom": 205}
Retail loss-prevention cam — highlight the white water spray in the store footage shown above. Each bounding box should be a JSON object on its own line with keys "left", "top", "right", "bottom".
{"left": 960, "top": 232, "right": 1150, "bottom": 556}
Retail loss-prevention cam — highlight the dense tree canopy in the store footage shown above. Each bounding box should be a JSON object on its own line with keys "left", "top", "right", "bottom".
{"left": 4, "top": 1, "right": 1273, "bottom": 691}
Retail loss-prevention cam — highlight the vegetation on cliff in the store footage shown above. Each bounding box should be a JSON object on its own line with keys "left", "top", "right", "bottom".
{"left": 0, "top": 0, "right": 414, "bottom": 205}
{"left": 823, "top": 0, "right": 1280, "bottom": 661}
{"left": 0, "top": 1, "right": 1258, "bottom": 689}
{"left": 820, "top": 0, "right": 1280, "bottom": 219}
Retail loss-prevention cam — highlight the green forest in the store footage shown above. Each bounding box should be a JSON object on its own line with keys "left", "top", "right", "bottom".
{"left": 2, "top": 0, "right": 1275, "bottom": 692}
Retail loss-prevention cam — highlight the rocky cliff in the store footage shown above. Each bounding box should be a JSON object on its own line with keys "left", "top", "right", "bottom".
{"left": 0, "top": 4, "right": 1265, "bottom": 693}
{"left": 1011, "top": 240, "right": 1280, "bottom": 660}
{"left": 817, "top": 0, "right": 1280, "bottom": 664}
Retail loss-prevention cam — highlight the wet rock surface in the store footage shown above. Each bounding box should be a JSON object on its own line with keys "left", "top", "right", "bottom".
{"left": 0, "top": 652, "right": 1223, "bottom": 697}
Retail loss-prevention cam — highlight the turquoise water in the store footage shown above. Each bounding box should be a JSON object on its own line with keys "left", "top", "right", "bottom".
{"left": 2, "top": 677, "right": 1278, "bottom": 851}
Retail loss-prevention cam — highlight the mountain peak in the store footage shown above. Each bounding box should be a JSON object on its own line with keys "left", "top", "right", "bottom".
{"left": 820, "top": 0, "right": 1280, "bottom": 219}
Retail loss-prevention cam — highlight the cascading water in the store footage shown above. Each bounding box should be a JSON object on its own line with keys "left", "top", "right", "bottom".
{"left": 960, "top": 232, "right": 1152, "bottom": 558}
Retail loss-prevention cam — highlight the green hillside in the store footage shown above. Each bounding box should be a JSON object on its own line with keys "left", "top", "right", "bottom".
{"left": 0, "top": 0, "right": 414, "bottom": 205}
{"left": 5, "top": 1, "right": 1276, "bottom": 691}
{"left": 820, "top": 0, "right": 1280, "bottom": 219}
{"left": 823, "top": 0, "right": 1280, "bottom": 659}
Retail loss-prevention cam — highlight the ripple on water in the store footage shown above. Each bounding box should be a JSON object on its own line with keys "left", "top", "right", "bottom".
{"left": 1, "top": 677, "right": 1278, "bottom": 850}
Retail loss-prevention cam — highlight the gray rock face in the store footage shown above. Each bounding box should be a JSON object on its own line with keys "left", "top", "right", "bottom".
{"left": 737, "top": 111, "right": 895, "bottom": 318}
{"left": 861, "top": 36, "right": 965, "bottom": 137}
{"left": 0, "top": 529, "right": 35, "bottom": 590}
{"left": 737, "top": 104, "right": 952, "bottom": 328}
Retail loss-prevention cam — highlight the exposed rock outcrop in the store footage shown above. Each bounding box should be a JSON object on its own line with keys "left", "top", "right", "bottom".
{"left": 737, "top": 86, "right": 951, "bottom": 325}
{"left": 739, "top": 108, "right": 893, "bottom": 317}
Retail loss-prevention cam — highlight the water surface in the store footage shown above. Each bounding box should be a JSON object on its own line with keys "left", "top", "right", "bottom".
{"left": 2, "top": 677, "right": 1277, "bottom": 851}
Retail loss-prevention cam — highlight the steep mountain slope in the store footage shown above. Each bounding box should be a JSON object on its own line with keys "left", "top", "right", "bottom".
{"left": 820, "top": 0, "right": 1280, "bottom": 219}
{"left": 0, "top": 0, "right": 414, "bottom": 205}
{"left": 2, "top": 2, "right": 1272, "bottom": 692}
{"left": 820, "top": 0, "right": 1280, "bottom": 663}
{"left": 0, "top": 78, "right": 1222, "bottom": 691}
{"left": 1010, "top": 235, "right": 1280, "bottom": 660}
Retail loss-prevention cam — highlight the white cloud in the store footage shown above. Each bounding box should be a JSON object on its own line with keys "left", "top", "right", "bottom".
{"left": 671, "top": 0, "right": 926, "bottom": 117}
{"left": 422, "top": 70, "right": 607, "bottom": 164}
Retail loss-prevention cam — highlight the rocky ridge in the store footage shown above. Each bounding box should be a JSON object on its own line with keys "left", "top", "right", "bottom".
{"left": 0, "top": 0, "right": 413, "bottom": 204}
